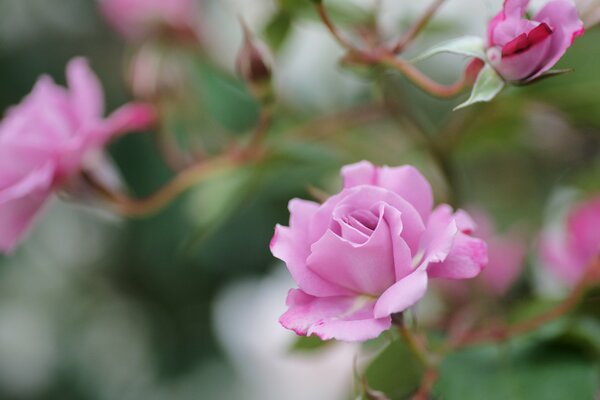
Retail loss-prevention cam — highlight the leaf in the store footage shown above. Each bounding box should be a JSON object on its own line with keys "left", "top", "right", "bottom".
{"left": 411, "top": 36, "right": 486, "bottom": 64}
{"left": 193, "top": 60, "right": 260, "bottom": 133}
{"left": 289, "top": 335, "right": 332, "bottom": 352}
{"left": 435, "top": 341, "right": 599, "bottom": 400}
{"left": 364, "top": 338, "right": 423, "bottom": 399}
{"left": 455, "top": 63, "right": 505, "bottom": 110}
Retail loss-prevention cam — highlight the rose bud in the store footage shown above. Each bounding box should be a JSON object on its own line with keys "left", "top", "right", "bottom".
{"left": 486, "top": 0, "right": 584, "bottom": 83}
{"left": 98, "top": 0, "right": 199, "bottom": 42}
{"left": 539, "top": 195, "right": 600, "bottom": 287}
{"left": 271, "top": 161, "right": 488, "bottom": 342}
{"left": 235, "top": 21, "right": 272, "bottom": 100}
{"left": 0, "top": 58, "right": 155, "bottom": 253}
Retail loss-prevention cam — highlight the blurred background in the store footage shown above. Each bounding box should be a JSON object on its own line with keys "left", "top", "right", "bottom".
{"left": 0, "top": 0, "right": 599, "bottom": 399}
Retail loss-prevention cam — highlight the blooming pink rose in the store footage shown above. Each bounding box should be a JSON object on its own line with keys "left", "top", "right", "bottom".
{"left": 271, "top": 161, "right": 488, "bottom": 342}
{"left": 0, "top": 57, "right": 155, "bottom": 253}
{"left": 487, "top": 0, "right": 584, "bottom": 82}
{"left": 539, "top": 196, "right": 600, "bottom": 286}
{"left": 98, "top": 0, "right": 198, "bottom": 41}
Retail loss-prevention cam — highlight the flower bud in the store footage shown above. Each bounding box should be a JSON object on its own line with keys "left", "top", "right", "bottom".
{"left": 235, "top": 21, "right": 272, "bottom": 99}
{"left": 486, "top": 0, "right": 583, "bottom": 83}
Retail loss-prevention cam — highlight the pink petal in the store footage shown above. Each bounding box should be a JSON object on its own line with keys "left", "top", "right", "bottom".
{"left": 0, "top": 163, "right": 54, "bottom": 253}
{"left": 377, "top": 165, "right": 433, "bottom": 221}
{"left": 341, "top": 160, "right": 376, "bottom": 188}
{"left": 271, "top": 199, "right": 353, "bottom": 297}
{"left": 373, "top": 268, "right": 429, "bottom": 319}
{"left": 102, "top": 103, "right": 156, "bottom": 142}
{"left": 416, "top": 204, "right": 459, "bottom": 269}
{"left": 341, "top": 161, "right": 433, "bottom": 220}
{"left": 427, "top": 232, "right": 488, "bottom": 279}
{"left": 66, "top": 57, "right": 105, "bottom": 121}
{"left": 532, "top": 0, "right": 584, "bottom": 79}
{"left": 307, "top": 203, "right": 408, "bottom": 296}
{"left": 311, "top": 186, "right": 425, "bottom": 253}
{"left": 280, "top": 289, "right": 391, "bottom": 342}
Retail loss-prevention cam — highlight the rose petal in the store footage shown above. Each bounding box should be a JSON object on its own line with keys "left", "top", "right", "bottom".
{"left": 280, "top": 289, "right": 391, "bottom": 342}
{"left": 341, "top": 161, "right": 433, "bottom": 220}
{"left": 373, "top": 268, "right": 429, "bottom": 319}
{"left": 427, "top": 232, "right": 488, "bottom": 279}
{"left": 271, "top": 199, "right": 353, "bottom": 297}
{"left": 307, "top": 203, "right": 401, "bottom": 296}
{"left": 0, "top": 163, "right": 54, "bottom": 253}
{"left": 66, "top": 57, "right": 105, "bottom": 122}
{"left": 531, "top": 0, "right": 584, "bottom": 79}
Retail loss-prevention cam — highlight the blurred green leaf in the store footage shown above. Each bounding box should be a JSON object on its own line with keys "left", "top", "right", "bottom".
{"left": 193, "top": 60, "right": 260, "bottom": 133}
{"left": 265, "top": 11, "right": 293, "bottom": 51}
{"left": 435, "top": 341, "right": 599, "bottom": 400}
{"left": 364, "top": 338, "right": 423, "bottom": 399}
{"left": 290, "top": 335, "right": 333, "bottom": 352}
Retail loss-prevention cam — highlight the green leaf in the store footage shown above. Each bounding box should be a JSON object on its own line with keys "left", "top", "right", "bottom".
{"left": 193, "top": 60, "right": 260, "bottom": 133}
{"left": 265, "top": 11, "right": 293, "bottom": 51}
{"left": 289, "top": 335, "right": 332, "bottom": 352}
{"left": 455, "top": 63, "right": 505, "bottom": 110}
{"left": 435, "top": 341, "right": 599, "bottom": 400}
{"left": 411, "top": 36, "right": 486, "bottom": 64}
{"left": 364, "top": 338, "right": 423, "bottom": 399}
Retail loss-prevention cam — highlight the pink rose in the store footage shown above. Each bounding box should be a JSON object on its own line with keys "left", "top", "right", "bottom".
{"left": 0, "top": 58, "right": 155, "bottom": 253}
{"left": 487, "top": 0, "right": 584, "bottom": 82}
{"left": 539, "top": 196, "right": 600, "bottom": 286}
{"left": 271, "top": 161, "right": 488, "bottom": 342}
{"left": 98, "top": 0, "right": 198, "bottom": 41}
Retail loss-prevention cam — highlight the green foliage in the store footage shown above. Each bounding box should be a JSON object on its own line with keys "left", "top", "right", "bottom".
{"left": 435, "top": 341, "right": 599, "bottom": 400}
{"left": 455, "top": 64, "right": 505, "bottom": 110}
{"left": 193, "top": 59, "right": 260, "bottom": 133}
{"left": 364, "top": 339, "right": 423, "bottom": 399}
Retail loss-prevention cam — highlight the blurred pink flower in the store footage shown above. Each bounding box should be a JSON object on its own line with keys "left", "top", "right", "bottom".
{"left": 271, "top": 161, "right": 487, "bottom": 342}
{"left": 539, "top": 196, "right": 600, "bottom": 286}
{"left": 0, "top": 57, "right": 155, "bottom": 253}
{"left": 486, "top": 0, "right": 583, "bottom": 82}
{"left": 98, "top": 0, "right": 198, "bottom": 41}
{"left": 469, "top": 209, "right": 526, "bottom": 295}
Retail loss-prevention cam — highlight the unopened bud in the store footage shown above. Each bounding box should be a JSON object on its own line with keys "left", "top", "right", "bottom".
{"left": 235, "top": 20, "right": 272, "bottom": 98}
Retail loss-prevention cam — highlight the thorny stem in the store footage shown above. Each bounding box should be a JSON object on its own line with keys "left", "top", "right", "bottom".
{"left": 316, "top": 0, "right": 467, "bottom": 99}
{"left": 315, "top": 2, "right": 358, "bottom": 52}
{"left": 374, "top": 54, "right": 468, "bottom": 98}
{"left": 392, "top": 0, "right": 447, "bottom": 53}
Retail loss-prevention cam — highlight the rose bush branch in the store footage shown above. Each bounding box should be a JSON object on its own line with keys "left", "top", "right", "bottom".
{"left": 392, "top": 0, "right": 447, "bottom": 54}
{"left": 314, "top": 1, "right": 473, "bottom": 99}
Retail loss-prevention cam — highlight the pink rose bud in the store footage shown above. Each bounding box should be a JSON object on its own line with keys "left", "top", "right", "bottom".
{"left": 487, "top": 0, "right": 584, "bottom": 82}
{"left": 98, "top": 0, "right": 199, "bottom": 42}
{"left": 271, "top": 161, "right": 488, "bottom": 342}
{"left": 539, "top": 196, "right": 600, "bottom": 286}
{"left": 0, "top": 58, "right": 155, "bottom": 253}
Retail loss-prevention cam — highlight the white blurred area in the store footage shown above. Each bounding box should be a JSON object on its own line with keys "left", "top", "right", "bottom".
{"left": 212, "top": 268, "right": 357, "bottom": 400}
